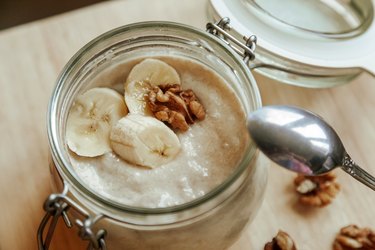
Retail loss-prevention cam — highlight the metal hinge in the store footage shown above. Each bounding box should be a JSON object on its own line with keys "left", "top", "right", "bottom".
{"left": 37, "top": 183, "right": 107, "bottom": 250}
{"left": 206, "top": 17, "right": 257, "bottom": 64}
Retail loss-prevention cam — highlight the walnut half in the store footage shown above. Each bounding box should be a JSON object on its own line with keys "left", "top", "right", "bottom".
{"left": 294, "top": 172, "right": 340, "bottom": 207}
{"left": 146, "top": 84, "right": 205, "bottom": 131}
{"left": 264, "top": 230, "right": 297, "bottom": 250}
{"left": 333, "top": 225, "right": 375, "bottom": 250}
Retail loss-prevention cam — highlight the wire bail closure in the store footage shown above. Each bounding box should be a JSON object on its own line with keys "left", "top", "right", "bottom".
{"left": 37, "top": 183, "right": 107, "bottom": 250}
{"left": 206, "top": 17, "right": 257, "bottom": 64}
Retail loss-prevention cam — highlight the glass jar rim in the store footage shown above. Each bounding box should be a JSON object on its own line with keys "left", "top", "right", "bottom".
{"left": 48, "top": 21, "right": 262, "bottom": 215}
{"left": 245, "top": 0, "right": 374, "bottom": 39}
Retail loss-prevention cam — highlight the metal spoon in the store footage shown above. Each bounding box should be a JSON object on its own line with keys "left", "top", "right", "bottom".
{"left": 247, "top": 105, "right": 375, "bottom": 191}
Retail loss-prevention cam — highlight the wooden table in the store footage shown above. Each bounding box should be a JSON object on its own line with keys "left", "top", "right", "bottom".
{"left": 0, "top": 0, "right": 374, "bottom": 249}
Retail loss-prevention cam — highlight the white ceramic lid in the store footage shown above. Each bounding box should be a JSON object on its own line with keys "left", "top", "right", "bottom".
{"left": 210, "top": 0, "right": 375, "bottom": 78}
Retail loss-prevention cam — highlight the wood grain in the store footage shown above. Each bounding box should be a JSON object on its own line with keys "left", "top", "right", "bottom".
{"left": 0, "top": 0, "right": 374, "bottom": 249}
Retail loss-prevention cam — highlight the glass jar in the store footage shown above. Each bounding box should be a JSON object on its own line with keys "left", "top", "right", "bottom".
{"left": 209, "top": 0, "right": 375, "bottom": 87}
{"left": 39, "top": 21, "right": 267, "bottom": 250}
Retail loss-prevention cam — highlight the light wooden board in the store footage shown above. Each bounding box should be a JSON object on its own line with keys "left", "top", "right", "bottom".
{"left": 0, "top": 0, "right": 374, "bottom": 249}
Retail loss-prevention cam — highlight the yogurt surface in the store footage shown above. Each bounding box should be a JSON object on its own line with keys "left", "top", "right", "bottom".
{"left": 69, "top": 56, "right": 249, "bottom": 208}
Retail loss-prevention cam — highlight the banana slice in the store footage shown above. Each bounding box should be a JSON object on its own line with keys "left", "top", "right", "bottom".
{"left": 124, "top": 58, "right": 181, "bottom": 115}
{"left": 110, "top": 114, "right": 181, "bottom": 168}
{"left": 66, "top": 87, "right": 128, "bottom": 157}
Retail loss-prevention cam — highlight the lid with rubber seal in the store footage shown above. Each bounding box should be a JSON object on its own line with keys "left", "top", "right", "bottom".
{"left": 208, "top": 0, "right": 375, "bottom": 87}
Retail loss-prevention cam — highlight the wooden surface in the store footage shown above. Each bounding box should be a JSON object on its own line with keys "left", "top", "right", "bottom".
{"left": 0, "top": 0, "right": 374, "bottom": 249}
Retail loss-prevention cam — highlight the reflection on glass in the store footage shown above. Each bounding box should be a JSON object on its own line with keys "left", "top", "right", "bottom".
{"left": 240, "top": 0, "right": 373, "bottom": 38}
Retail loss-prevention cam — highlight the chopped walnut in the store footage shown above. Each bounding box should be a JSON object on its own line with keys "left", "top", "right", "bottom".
{"left": 147, "top": 84, "right": 205, "bottom": 131}
{"left": 333, "top": 225, "right": 375, "bottom": 250}
{"left": 189, "top": 101, "right": 205, "bottom": 120}
{"left": 294, "top": 172, "right": 340, "bottom": 207}
{"left": 264, "top": 230, "right": 297, "bottom": 250}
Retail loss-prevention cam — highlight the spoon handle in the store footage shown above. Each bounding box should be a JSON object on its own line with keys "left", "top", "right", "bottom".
{"left": 341, "top": 154, "right": 375, "bottom": 191}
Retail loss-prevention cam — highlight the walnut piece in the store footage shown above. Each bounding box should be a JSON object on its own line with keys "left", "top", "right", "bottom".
{"left": 147, "top": 84, "right": 205, "bottom": 131}
{"left": 294, "top": 172, "right": 340, "bottom": 207}
{"left": 333, "top": 225, "right": 375, "bottom": 250}
{"left": 264, "top": 230, "right": 297, "bottom": 250}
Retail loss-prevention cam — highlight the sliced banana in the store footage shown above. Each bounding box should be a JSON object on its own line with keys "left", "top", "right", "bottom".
{"left": 110, "top": 114, "right": 181, "bottom": 168}
{"left": 124, "top": 58, "right": 181, "bottom": 115}
{"left": 124, "top": 80, "right": 153, "bottom": 116}
{"left": 66, "top": 87, "right": 128, "bottom": 157}
{"left": 126, "top": 58, "right": 181, "bottom": 86}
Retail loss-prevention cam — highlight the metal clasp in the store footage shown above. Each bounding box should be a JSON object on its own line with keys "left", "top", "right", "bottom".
{"left": 37, "top": 183, "right": 107, "bottom": 250}
{"left": 206, "top": 17, "right": 257, "bottom": 64}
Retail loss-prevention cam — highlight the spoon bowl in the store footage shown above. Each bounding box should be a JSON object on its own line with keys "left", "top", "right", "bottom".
{"left": 247, "top": 105, "right": 375, "bottom": 190}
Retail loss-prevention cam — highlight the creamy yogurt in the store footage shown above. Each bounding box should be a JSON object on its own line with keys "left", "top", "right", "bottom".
{"left": 69, "top": 56, "right": 248, "bottom": 208}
